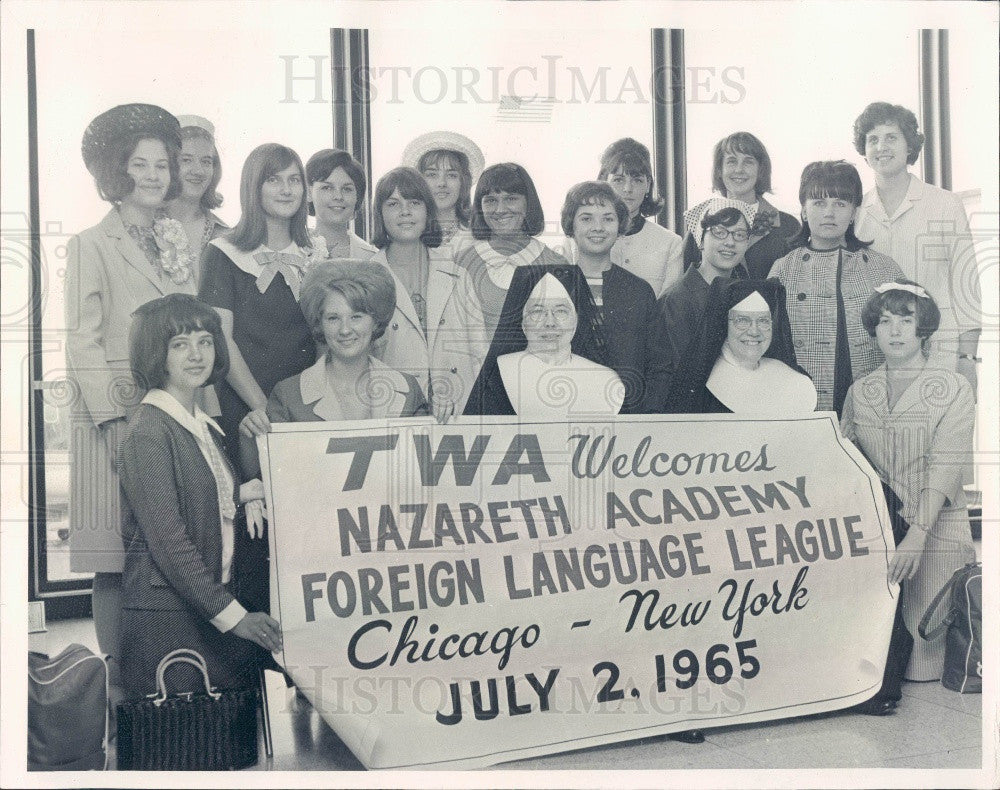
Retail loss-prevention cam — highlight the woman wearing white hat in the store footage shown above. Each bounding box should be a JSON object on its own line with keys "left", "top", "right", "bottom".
{"left": 402, "top": 130, "right": 485, "bottom": 259}
{"left": 165, "top": 115, "right": 229, "bottom": 285}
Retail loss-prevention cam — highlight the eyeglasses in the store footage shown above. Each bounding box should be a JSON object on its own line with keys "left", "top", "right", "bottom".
{"left": 729, "top": 315, "right": 772, "bottom": 331}
{"left": 708, "top": 226, "right": 750, "bottom": 243}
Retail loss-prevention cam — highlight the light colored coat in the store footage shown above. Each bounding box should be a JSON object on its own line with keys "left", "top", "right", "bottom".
{"left": 841, "top": 364, "right": 976, "bottom": 679}
{"left": 369, "top": 247, "right": 487, "bottom": 414}
{"left": 65, "top": 209, "right": 197, "bottom": 572}
{"left": 856, "top": 174, "right": 981, "bottom": 362}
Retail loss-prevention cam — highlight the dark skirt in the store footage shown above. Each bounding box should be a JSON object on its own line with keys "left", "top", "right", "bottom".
{"left": 120, "top": 602, "right": 264, "bottom": 700}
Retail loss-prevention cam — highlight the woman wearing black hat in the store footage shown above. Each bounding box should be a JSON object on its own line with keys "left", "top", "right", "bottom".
{"left": 66, "top": 103, "right": 197, "bottom": 696}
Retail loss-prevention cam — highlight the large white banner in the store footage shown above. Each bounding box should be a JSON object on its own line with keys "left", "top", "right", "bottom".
{"left": 260, "top": 414, "right": 897, "bottom": 769}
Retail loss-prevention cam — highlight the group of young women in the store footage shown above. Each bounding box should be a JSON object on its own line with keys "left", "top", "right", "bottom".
{"left": 64, "top": 100, "right": 981, "bottom": 750}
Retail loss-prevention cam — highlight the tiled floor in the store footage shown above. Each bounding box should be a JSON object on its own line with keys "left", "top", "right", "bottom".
{"left": 32, "top": 615, "right": 983, "bottom": 774}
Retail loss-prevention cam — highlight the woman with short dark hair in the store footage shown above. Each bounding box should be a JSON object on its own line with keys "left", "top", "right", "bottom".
{"left": 770, "top": 160, "right": 904, "bottom": 415}
{"left": 66, "top": 104, "right": 198, "bottom": 697}
{"left": 683, "top": 131, "right": 801, "bottom": 278}
{"left": 842, "top": 281, "right": 976, "bottom": 695}
{"left": 458, "top": 162, "right": 568, "bottom": 344}
{"left": 368, "top": 166, "right": 486, "bottom": 422}
{"left": 305, "top": 148, "right": 376, "bottom": 260}
{"left": 852, "top": 102, "right": 981, "bottom": 391}
{"left": 118, "top": 293, "right": 278, "bottom": 701}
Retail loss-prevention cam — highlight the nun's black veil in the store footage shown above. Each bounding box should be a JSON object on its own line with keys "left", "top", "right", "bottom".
{"left": 463, "top": 264, "right": 607, "bottom": 416}
{"left": 664, "top": 277, "right": 807, "bottom": 414}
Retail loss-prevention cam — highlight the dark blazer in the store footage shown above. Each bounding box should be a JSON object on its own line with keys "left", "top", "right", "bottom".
{"left": 602, "top": 264, "right": 657, "bottom": 413}
{"left": 118, "top": 404, "right": 239, "bottom": 621}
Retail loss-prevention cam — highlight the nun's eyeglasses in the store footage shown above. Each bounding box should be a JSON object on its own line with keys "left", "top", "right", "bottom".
{"left": 729, "top": 315, "right": 772, "bottom": 331}
{"left": 708, "top": 226, "right": 749, "bottom": 243}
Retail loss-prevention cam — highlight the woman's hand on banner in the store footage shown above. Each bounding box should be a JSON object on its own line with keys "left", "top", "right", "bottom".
{"left": 240, "top": 408, "right": 271, "bottom": 438}
{"left": 233, "top": 612, "right": 282, "bottom": 653}
{"left": 433, "top": 398, "right": 456, "bottom": 424}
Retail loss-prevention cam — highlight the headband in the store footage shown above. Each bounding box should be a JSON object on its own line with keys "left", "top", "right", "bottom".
{"left": 873, "top": 282, "right": 929, "bottom": 299}
{"left": 683, "top": 197, "right": 758, "bottom": 239}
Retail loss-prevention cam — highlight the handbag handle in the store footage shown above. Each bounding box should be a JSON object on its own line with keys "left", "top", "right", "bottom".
{"left": 918, "top": 572, "right": 957, "bottom": 641}
{"left": 153, "top": 648, "right": 221, "bottom": 705}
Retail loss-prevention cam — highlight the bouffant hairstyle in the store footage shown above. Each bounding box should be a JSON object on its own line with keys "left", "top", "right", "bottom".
{"left": 471, "top": 163, "right": 546, "bottom": 240}
{"left": 852, "top": 102, "right": 925, "bottom": 165}
{"left": 712, "top": 131, "right": 773, "bottom": 198}
{"left": 90, "top": 132, "right": 182, "bottom": 204}
{"left": 371, "top": 167, "right": 443, "bottom": 249}
{"left": 861, "top": 279, "right": 941, "bottom": 339}
{"left": 418, "top": 149, "right": 474, "bottom": 227}
{"left": 129, "top": 294, "right": 229, "bottom": 392}
{"left": 305, "top": 149, "right": 367, "bottom": 217}
{"left": 299, "top": 260, "right": 397, "bottom": 346}
{"left": 597, "top": 137, "right": 664, "bottom": 218}
{"left": 560, "top": 181, "right": 629, "bottom": 237}
{"left": 788, "top": 160, "right": 872, "bottom": 251}
{"left": 230, "top": 143, "right": 311, "bottom": 252}
{"left": 178, "top": 126, "right": 223, "bottom": 211}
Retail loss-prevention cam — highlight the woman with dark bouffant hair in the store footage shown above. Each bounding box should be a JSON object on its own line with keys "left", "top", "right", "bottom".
{"left": 770, "top": 160, "right": 903, "bottom": 416}
{"left": 683, "top": 131, "right": 801, "bottom": 279}
{"left": 852, "top": 102, "right": 981, "bottom": 391}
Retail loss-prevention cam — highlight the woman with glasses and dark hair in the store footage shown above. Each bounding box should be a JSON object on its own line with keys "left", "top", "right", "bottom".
{"left": 369, "top": 166, "right": 486, "bottom": 422}
{"left": 118, "top": 293, "right": 278, "bottom": 701}
{"left": 770, "top": 161, "right": 903, "bottom": 416}
{"left": 457, "top": 162, "right": 568, "bottom": 344}
{"left": 852, "top": 102, "right": 981, "bottom": 391}
{"left": 646, "top": 198, "right": 756, "bottom": 411}
{"left": 562, "top": 138, "right": 684, "bottom": 298}
{"left": 683, "top": 131, "right": 800, "bottom": 278}
{"left": 305, "top": 148, "right": 377, "bottom": 260}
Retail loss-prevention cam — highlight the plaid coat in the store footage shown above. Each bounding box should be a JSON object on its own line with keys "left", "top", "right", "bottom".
{"left": 770, "top": 246, "right": 903, "bottom": 411}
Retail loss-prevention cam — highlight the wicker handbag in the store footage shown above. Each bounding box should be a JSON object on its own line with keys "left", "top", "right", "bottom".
{"left": 116, "top": 648, "right": 259, "bottom": 770}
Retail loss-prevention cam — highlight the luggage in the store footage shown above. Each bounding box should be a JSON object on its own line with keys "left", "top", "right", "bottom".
{"left": 918, "top": 562, "right": 982, "bottom": 693}
{"left": 28, "top": 643, "right": 108, "bottom": 771}
{"left": 116, "top": 648, "right": 259, "bottom": 770}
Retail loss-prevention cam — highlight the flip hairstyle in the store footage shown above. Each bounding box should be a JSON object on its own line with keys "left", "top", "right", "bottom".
{"left": 418, "top": 149, "right": 474, "bottom": 228}
{"left": 371, "top": 166, "right": 443, "bottom": 249}
{"left": 305, "top": 149, "right": 367, "bottom": 217}
{"left": 299, "top": 260, "right": 397, "bottom": 345}
{"left": 788, "top": 160, "right": 872, "bottom": 251}
{"left": 91, "top": 132, "right": 182, "bottom": 204}
{"left": 560, "top": 180, "right": 629, "bottom": 237}
{"left": 712, "top": 131, "right": 773, "bottom": 197}
{"left": 852, "top": 102, "right": 925, "bottom": 165}
{"left": 229, "top": 143, "right": 311, "bottom": 252}
{"left": 597, "top": 137, "right": 664, "bottom": 218}
{"left": 471, "top": 163, "right": 545, "bottom": 240}
{"left": 129, "top": 294, "right": 229, "bottom": 392}
{"left": 178, "top": 126, "right": 223, "bottom": 211}
{"left": 860, "top": 279, "right": 941, "bottom": 339}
